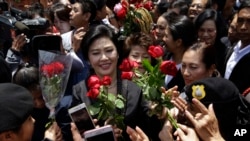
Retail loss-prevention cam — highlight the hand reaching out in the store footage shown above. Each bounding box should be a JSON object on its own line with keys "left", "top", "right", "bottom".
{"left": 173, "top": 123, "right": 199, "bottom": 141}
{"left": 126, "top": 126, "right": 149, "bottom": 141}
{"left": 184, "top": 98, "right": 225, "bottom": 141}
{"left": 72, "top": 27, "right": 87, "bottom": 52}
{"left": 171, "top": 96, "right": 188, "bottom": 113}
{"left": 11, "top": 34, "right": 27, "bottom": 52}
{"left": 44, "top": 122, "right": 63, "bottom": 141}
{"left": 158, "top": 117, "right": 174, "bottom": 141}
{"left": 71, "top": 122, "right": 84, "bottom": 141}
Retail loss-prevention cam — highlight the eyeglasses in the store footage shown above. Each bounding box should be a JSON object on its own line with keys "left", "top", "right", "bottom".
{"left": 190, "top": 4, "right": 205, "bottom": 10}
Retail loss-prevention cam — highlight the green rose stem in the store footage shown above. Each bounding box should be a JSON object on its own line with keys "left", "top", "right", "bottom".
{"left": 45, "top": 108, "right": 56, "bottom": 130}
{"left": 167, "top": 111, "right": 179, "bottom": 129}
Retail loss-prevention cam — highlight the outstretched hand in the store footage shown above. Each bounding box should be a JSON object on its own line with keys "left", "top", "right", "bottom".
{"left": 70, "top": 122, "right": 84, "bottom": 141}
{"left": 11, "top": 33, "right": 27, "bottom": 52}
{"left": 44, "top": 122, "right": 63, "bottom": 141}
{"left": 184, "top": 98, "right": 225, "bottom": 141}
{"left": 173, "top": 123, "right": 199, "bottom": 141}
{"left": 126, "top": 126, "right": 149, "bottom": 141}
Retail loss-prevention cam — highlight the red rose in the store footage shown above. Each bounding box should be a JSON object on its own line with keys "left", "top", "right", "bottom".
{"left": 102, "top": 76, "right": 112, "bottom": 86}
{"left": 51, "top": 62, "right": 64, "bottom": 74}
{"left": 148, "top": 45, "right": 164, "bottom": 58}
{"left": 132, "top": 61, "right": 139, "bottom": 68}
{"left": 129, "top": 0, "right": 137, "bottom": 4}
{"left": 41, "top": 64, "right": 54, "bottom": 78}
{"left": 121, "top": 0, "right": 129, "bottom": 8}
{"left": 117, "top": 7, "right": 127, "bottom": 20}
{"left": 121, "top": 71, "right": 134, "bottom": 80}
{"left": 88, "top": 75, "right": 101, "bottom": 88}
{"left": 135, "top": 3, "right": 143, "bottom": 8}
{"left": 143, "top": 1, "right": 153, "bottom": 11}
{"left": 87, "top": 88, "right": 100, "bottom": 99}
{"left": 119, "top": 58, "right": 138, "bottom": 72}
{"left": 243, "top": 87, "right": 250, "bottom": 96}
{"left": 160, "top": 61, "right": 178, "bottom": 76}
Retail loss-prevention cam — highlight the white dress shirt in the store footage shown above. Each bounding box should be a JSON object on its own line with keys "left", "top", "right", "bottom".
{"left": 224, "top": 41, "right": 250, "bottom": 79}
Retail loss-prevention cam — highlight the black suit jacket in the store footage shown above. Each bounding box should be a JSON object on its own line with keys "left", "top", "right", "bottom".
{"left": 223, "top": 46, "right": 250, "bottom": 93}
{"left": 166, "top": 69, "right": 185, "bottom": 92}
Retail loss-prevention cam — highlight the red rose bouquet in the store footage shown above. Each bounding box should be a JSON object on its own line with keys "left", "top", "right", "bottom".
{"left": 87, "top": 75, "right": 125, "bottom": 129}
{"left": 39, "top": 50, "right": 72, "bottom": 124}
{"left": 120, "top": 45, "right": 179, "bottom": 129}
{"left": 113, "top": 0, "right": 153, "bottom": 36}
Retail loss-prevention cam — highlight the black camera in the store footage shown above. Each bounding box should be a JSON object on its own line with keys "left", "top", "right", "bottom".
{"left": 0, "top": 2, "right": 50, "bottom": 56}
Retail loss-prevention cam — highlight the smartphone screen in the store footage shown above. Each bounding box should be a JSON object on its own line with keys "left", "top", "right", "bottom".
{"left": 68, "top": 103, "right": 95, "bottom": 136}
{"left": 84, "top": 125, "right": 116, "bottom": 141}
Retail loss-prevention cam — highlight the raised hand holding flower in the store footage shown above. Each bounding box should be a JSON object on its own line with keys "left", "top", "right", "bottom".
{"left": 120, "top": 45, "right": 179, "bottom": 129}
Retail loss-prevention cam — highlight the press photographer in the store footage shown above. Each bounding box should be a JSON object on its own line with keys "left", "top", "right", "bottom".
{"left": 1, "top": 2, "right": 51, "bottom": 72}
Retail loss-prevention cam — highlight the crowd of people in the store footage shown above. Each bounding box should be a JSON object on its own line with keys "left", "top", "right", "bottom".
{"left": 0, "top": 0, "right": 250, "bottom": 141}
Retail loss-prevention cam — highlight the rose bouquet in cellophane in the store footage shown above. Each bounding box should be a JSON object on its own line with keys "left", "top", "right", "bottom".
{"left": 39, "top": 50, "right": 72, "bottom": 126}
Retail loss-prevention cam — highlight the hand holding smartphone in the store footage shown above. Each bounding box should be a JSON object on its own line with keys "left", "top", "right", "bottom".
{"left": 84, "top": 125, "right": 117, "bottom": 141}
{"left": 68, "top": 103, "right": 95, "bottom": 137}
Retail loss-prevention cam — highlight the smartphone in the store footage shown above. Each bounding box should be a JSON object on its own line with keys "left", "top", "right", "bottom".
{"left": 84, "top": 125, "right": 117, "bottom": 141}
{"left": 68, "top": 103, "right": 95, "bottom": 136}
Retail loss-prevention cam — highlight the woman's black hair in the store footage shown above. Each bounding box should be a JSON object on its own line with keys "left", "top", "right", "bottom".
{"left": 168, "top": 14, "right": 197, "bottom": 48}
{"left": 170, "top": 0, "right": 189, "bottom": 15}
{"left": 123, "top": 32, "right": 153, "bottom": 58}
{"left": 186, "top": 42, "right": 216, "bottom": 70}
{"left": 81, "top": 24, "right": 122, "bottom": 65}
{"left": 194, "top": 9, "right": 226, "bottom": 45}
{"left": 49, "top": 3, "right": 71, "bottom": 23}
{"left": 13, "top": 63, "right": 39, "bottom": 91}
{"left": 81, "top": 25, "right": 123, "bottom": 94}
{"left": 157, "top": 1, "right": 170, "bottom": 15}
{"left": 93, "top": 0, "right": 107, "bottom": 11}
{"left": 27, "top": 2, "right": 44, "bottom": 18}
{"left": 194, "top": 9, "right": 217, "bottom": 32}
{"left": 161, "top": 10, "right": 179, "bottom": 23}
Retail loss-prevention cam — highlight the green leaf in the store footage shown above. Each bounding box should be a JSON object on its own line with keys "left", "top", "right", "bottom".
{"left": 149, "top": 87, "right": 158, "bottom": 100}
{"left": 142, "top": 60, "right": 153, "bottom": 72}
{"left": 115, "top": 99, "right": 125, "bottom": 109}
{"left": 88, "top": 105, "right": 100, "bottom": 116}
{"left": 117, "top": 94, "right": 126, "bottom": 102}
{"left": 107, "top": 93, "right": 116, "bottom": 102}
{"left": 98, "top": 108, "right": 104, "bottom": 120}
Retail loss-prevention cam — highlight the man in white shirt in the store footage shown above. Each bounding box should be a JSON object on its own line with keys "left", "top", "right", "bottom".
{"left": 223, "top": 0, "right": 250, "bottom": 93}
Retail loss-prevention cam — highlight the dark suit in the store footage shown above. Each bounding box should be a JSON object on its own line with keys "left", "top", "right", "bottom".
{"left": 164, "top": 52, "right": 185, "bottom": 92}
{"left": 166, "top": 69, "right": 185, "bottom": 92}
{"left": 223, "top": 45, "right": 250, "bottom": 93}
{"left": 72, "top": 79, "right": 162, "bottom": 141}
